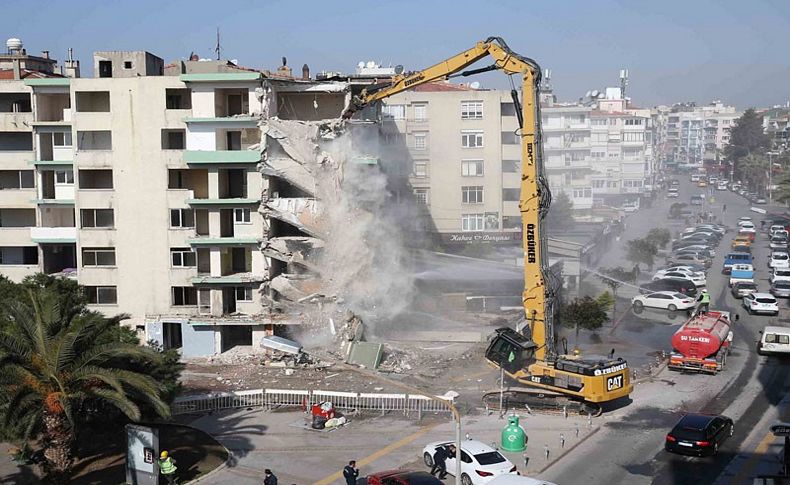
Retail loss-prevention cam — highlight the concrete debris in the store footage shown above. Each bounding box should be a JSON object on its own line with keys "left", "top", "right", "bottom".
{"left": 261, "top": 236, "right": 324, "bottom": 271}
{"left": 259, "top": 157, "right": 317, "bottom": 195}
{"left": 269, "top": 273, "right": 324, "bottom": 302}
{"left": 261, "top": 335, "right": 302, "bottom": 355}
{"left": 261, "top": 198, "right": 325, "bottom": 238}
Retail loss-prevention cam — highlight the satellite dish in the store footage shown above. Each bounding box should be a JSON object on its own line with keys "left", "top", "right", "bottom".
{"left": 585, "top": 91, "right": 592, "bottom": 98}
{"left": 591, "top": 90, "right": 599, "bottom": 98}
{"left": 357, "top": 61, "right": 365, "bottom": 69}
{"left": 394, "top": 64, "right": 404, "bottom": 75}
{"left": 470, "top": 81, "right": 480, "bottom": 89}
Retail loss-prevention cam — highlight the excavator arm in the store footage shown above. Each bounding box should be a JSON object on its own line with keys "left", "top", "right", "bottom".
{"left": 344, "top": 37, "right": 555, "bottom": 361}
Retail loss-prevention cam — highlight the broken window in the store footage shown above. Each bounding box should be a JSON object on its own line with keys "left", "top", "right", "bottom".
{"left": 461, "top": 130, "right": 483, "bottom": 148}
{"left": 85, "top": 286, "right": 117, "bottom": 304}
{"left": 462, "top": 186, "right": 483, "bottom": 204}
{"left": 461, "top": 100, "right": 483, "bottom": 119}
{"left": 461, "top": 160, "right": 484, "bottom": 177}
{"left": 172, "top": 286, "right": 197, "bottom": 306}
{"left": 461, "top": 213, "right": 485, "bottom": 232}
{"left": 171, "top": 247, "right": 196, "bottom": 267}
{"left": 170, "top": 209, "right": 195, "bottom": 228}
{"left": 382, "top": 104, "right": 406, "bottom": 120}
{"left": 80, "top": 209, "right": 114, "bottom": 228}
{"left": 82, "top": 247, "right": 116, "bottom": 266}
{"left": 161, "top": 129, "right": 186, "bottom": 150}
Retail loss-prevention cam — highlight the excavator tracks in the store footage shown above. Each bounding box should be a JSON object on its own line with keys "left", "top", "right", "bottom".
{"left": 482, "top": 387, "right": 602, "bottom": 417}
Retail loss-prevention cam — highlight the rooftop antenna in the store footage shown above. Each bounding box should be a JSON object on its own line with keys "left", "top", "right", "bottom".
{"left": 215, "top": 27, "right": 221, "bottom": 61}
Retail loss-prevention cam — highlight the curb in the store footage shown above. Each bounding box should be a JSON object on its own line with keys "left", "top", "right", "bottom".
{"left": 537, "top": 425, "right": 601, "bottom": 474}
{"left": 180, "top": 421, "right": 232, "bottom": 485}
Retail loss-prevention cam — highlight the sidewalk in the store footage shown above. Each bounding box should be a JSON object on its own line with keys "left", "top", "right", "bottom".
{"left": 187, "top": 408, "right": 599, "bottom": 484}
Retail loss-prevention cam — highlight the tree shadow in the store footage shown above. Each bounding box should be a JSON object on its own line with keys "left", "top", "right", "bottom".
{"left": 0, "top": 463, "right": 40, "bottom": 484}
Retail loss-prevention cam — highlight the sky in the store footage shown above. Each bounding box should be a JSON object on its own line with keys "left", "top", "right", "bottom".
{"left": 3, "top": 0, "right": 789, "bottom": 109}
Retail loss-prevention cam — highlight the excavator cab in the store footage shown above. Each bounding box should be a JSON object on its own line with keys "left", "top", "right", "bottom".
{"left": 485, "top": 327, "right": 537, "bottom": 374}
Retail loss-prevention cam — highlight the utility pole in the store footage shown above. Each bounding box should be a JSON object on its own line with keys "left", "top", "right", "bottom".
{"left": 215, "top": 27, "right": 221, "bottom": 61}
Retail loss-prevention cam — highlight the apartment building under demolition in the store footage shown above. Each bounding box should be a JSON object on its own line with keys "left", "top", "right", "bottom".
{"left": 0, "top": 40, "right": 376, "bottom": 357}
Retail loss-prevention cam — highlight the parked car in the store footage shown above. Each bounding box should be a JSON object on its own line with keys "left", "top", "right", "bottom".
{"left": 755, "top": 197, "right": 768, "bottom": 204}
{"left": 632, "top": 291, "right": 696, "bottom": 312}
{"left": 743, "top": 293, "right": 780, "bottom": 315}
{"left": 770, "top": 280, "right": 790, "bottom": 298}
{"left": 731, "top": 281, "right": 758, "bottom": 299}
{"left": 757, "top": 326, "right": 790, "bottom": 356}
{"left": 362, "top": 470, "right": 444, "bottom": 485}
{"left": 639, "top": 278, "right": 698, "bottom": 297}
{"left": 665, "top": 413, "right": 734, "bottom": 457}
{"left": 772, "top": 268, "right": 790, "bottom": 284}
{"left": 422, "top": 441, "right": 517, "bottom": 484}
{"left": 769, "top": 237, "right": 787, "bottom": 251}
{"left": 662, "top": 264, "right": 707, "bottom": 274}
{"left": 667, "top": 253, "right": 712, "bottom": 269}
{"left": 770, "top": 251, "right": 790, "bottom": 269}
{"left": 654, "top": 267, "right": 704, "bottom": 279}
{"left": 769, "top": 224, "right": 785, "bottom": 235}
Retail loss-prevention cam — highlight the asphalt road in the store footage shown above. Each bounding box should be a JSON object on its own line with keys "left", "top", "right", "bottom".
{"left": 541, "top": 179, "right": 790, "bottom": 485}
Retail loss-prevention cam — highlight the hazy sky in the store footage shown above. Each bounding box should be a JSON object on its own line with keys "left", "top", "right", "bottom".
{"left": 3, "top": 0, "right": 789, "bottom": 109}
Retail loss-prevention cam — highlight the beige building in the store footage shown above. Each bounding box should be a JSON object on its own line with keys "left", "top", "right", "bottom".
{"left": 0, "top": 43, "right": 355, "bottom": 357}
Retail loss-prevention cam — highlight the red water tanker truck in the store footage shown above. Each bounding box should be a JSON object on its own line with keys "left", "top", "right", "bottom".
{"left": 668, "top": 311, "right": 733, "bottom": 374}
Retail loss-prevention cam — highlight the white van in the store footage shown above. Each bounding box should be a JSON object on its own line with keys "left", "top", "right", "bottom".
{"left": 757, "top": 326, "right": 790, "bottom": 355}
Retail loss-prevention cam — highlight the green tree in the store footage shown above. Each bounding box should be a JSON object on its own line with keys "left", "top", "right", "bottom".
{"left": 560, "top": 296, "right": 609, "bottom": 346}
{"left": 645, "top": 228, "right": 671, "bottom": 249}
{"left": 0, "top": 288, "right": 170, "bottom": 483}
{"left": 626, "top": 238, "right": 658, "bottom": 270}
{"left": 725, "top": 109, "right": 771, "bottom": 179}
{"left": 546, "top": 191, "right": 573, "bottom": 231}
{"left": 596, "top": 267, "right": 635, "bottom": 318}
{"left": 597, "top": 291, "right": 615, "bottom": 315}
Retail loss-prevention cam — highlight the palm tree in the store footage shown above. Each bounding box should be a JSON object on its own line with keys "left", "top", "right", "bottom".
{"left": 0, "top": 288, "right": 170, "bottom": 483}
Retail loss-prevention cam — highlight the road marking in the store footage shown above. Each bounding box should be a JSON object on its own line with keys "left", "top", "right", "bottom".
{"left": 730, "top": 428, "right": 776, "bottom": 483}
{"left": 312, "top": 423, "right": 438, "bottom": 485}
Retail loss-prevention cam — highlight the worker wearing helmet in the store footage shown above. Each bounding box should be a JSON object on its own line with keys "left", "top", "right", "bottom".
{"left": 698, "top": 289, "right": 710, "bottom": 314}
{"left": 158, "top": 450, "right": 177, "bottom": 484}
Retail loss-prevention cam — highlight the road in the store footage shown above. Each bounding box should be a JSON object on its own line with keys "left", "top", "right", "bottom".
{"left": 541, "top": 179, "right": 790, "bottom": 485}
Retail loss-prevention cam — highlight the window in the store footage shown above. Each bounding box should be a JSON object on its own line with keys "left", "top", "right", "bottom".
{"left": 98, "top": 61, "right": 112, "bottom": 78}
{"left": 171, "top": 248, "right": 196, "bottom": 267}
{"left": 413, "top": 162, "right": 427, "bottom": 178}
{"left": 77, "top": 131, "right": 112, "bottom": 150}
{"left": 170, "top": 209, "right": 195, "bottom": 228}
{"left": 462, "top": 186, "right": 483, "bottom": 204}
{"left": 161, "top": 129, "right": 186, "bottom": 149}
{"left": 172, "top": 286, "right": 198, "bottom": 306}
{"left": 382, "top": 104, "right": 406, "bottom": 120}
{"left": 82, "top": 247, "right": 116, "bottom": 266}
{"left": 234, "top": 208, "right": 251, "bottom": 223}
{"left": 623, "top": 132, "right": 644, "bottom": 142}
{"left": 75, "top": 91, "right": 110, "bottom": 112}
{"left": 414, "top": 188, "right": 428, "bottom": 205}
{"left": 572, "top": 188, "right": 592, "bottom": 198}
{"left": 165, "top": 89, "right": 192, "bottom": 109}
{"left": 235, "top": 286, "right": 253, "bottom": 302}
{"left": 591, "top": 151, "right": 606, "bottom": 159}
{"left": 502, "top": 188, "right": 520, "bottom": 201}
{"left": 55, "top": 170, "right": 74, "bottom": 184}
{"left": 592, "top": 133, "right": 608, "bottom": 143}
{"left": 53, "top": 131, "right": 72, "bottom": 147}
{"left": 625, "top": 118, "right": 644, "bottom": 126}
{"left": 78, "top": 169, "right": 113, "bottom": 189}
{"left": 608, "top": 153, "right": 619, "bottom": 158}
{"left": 80, "top": 209, "right": 114, "bottom": 228}
{"left": 461, "top": 101, "right": 483, "bottom": 119}
{"left": 500, "top": 102, "right": 516, "bottom": 116}
{"left": 502, "top": 216, "right": 520, "bottom": 229}
{"left": 0, "top": 170, "right": 34, "bottom": 189}
{"left": 414, "top": 132, "right": 427, "bottom": 150}
{"left": 502, "top": 160, "right": 520, "bottom": 173}
{"left": 592, "top": 180, "right": 606, "bottom": 188}
{"left": 501, "top": 131, "right": 519, "bottom": 145}
{"left": 462, "top": 213, "right": 485, "bottom": 231}
{"left": 591, "top": 118, "right": 607, "bottom": 126}
{"left": 608, "top": 118, "right": 617, "bottom": 126}
{"left": 461, "top": 130, "right": 484, "bottom": 148}
{"left": 85, "top": 286, "right": 117, "bottom": 304}
{"left": 461, "top": 160, "right": 484, "bottom": 177}
{"left": 123, "top": 61, "right": 133, "bottom": 69}
{"left": 198, "top": 289, "right": 211, "bottom": 314}
{"left": 623, "top": 180, "right": 643, "bottom": 188}
{"left": 381, "top": 133, "right": 405, "bottom": 145}
{"left": 413, "top": 103, "right": 427, "bottom": 121}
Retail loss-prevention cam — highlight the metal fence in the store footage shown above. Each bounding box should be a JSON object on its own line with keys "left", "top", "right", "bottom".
{"left": 172, "top": 388, "right": 454, "bottom": 419}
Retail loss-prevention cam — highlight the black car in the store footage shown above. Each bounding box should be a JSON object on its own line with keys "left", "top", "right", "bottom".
{"left": 665, "top": 413, "right": 733, "bottom": 456}
{"left": 640, "top": 278, "right": 698, "bottom": 297}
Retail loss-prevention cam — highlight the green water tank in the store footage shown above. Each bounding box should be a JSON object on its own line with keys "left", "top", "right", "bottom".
{"left": 501, "top": 415, "right": 527, "bottom": 452}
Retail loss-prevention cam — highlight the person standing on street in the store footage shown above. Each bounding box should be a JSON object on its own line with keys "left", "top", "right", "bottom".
{"left": 264, "top": 469, "right": 278, "bottom": 485}
{"left": 698, "top": 289, "right": 710, "bottom": 314}
{"left": 158, "top": 450, "right": 178, "bottom": 485}
{"left": 343, "top": 460, "right": 359, "bottom": 485}
{"left": 722, "top": 204, "right": 727, "bottom": 213}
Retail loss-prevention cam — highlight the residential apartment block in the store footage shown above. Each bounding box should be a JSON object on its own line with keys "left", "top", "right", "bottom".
{"left": 660, "top": 101, "right": 739, "bottom": 167}
{"left": 0, "top": 41, "right": 356, "bottom": 357}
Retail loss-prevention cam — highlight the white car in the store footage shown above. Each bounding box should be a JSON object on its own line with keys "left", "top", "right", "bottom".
{"left": 770, "top": 252, "right": 790, "bottom": 269}
{"left": 743, "top": 293, "right": 779, "bottom": 315}
{"left": 770, "top": 225, "right": 785, "bottom": 235}
{"left": 632, "top": 291, "right": 696, "bottom": 312}
{"left": 739, "top": 226, "right": 757, "bottom": 236}
{"left": 771, "top": 268, "right": 790, "bottom": 284}
{"left": 654, "top": 267, "right": 702, "bottom": 279}
{"left": 667, "top": 188, "right": 679, "bottom": 198}
{"left": 423, "top": 440, "right": 517, "bottom": 484}
{"left": 769, "top": 237, "right": 788, "bottom": 251}
{"left": 663, "top": 265, "right": 708, "bottom": 273}
{"left": 739, "top": 216, "right": 753, "bottom": 223}
{"left": 659, "top": 271, "right": 707, "bottom": 287}
{"left": 717, "top": 182, "right": 728, "bottom": 191}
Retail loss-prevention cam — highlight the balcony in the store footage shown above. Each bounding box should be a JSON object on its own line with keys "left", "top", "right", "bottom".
{"left": 184, "top": 150, "right": 260, "bottom": 165}
{"left": 30, "top": 226, "right": 77, "bottom": 243}
{"left": 186, "top": 237, "right": 260, "bottom": 247}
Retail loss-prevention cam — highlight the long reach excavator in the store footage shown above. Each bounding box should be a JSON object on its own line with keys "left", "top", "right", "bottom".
{"left": 343, "top": 37, "right": 633, "bottom": 415}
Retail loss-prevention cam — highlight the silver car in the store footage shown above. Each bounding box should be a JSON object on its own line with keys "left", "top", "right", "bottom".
{"left": 770, "top": 281, "right": 790, "bottom": 298}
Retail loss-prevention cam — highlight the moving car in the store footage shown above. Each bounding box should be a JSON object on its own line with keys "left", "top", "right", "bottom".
{"left": 362, "top": 470, "right": 444, "bottom": 485}
{"left": 742, "top": 293, "right": 780, "bottom": 315}
{"left": 665, "top": 413, "right": 734, "bottom": 457}
{"left": 771, "top": 268, "right": 790, "bottom": 284}
{"left": 757, "top": 326, "right": 790, "bottom": 356}
{"left": 631, "top": 291, "right": 696, "bottom": 312}
{"left": 770, "top": 280, "right": 790, "bottom": 298}
{"left": 717, "top": 182, "right": 728, "bottom": 191}
{"left": 723, "top": 252, "right": 752, "bottom": 274}
{"left": 639, "top": 278, "right": 698, "bottom": 297}
{"left": 698, "top": 180, "right": 707, "bottom": 187}
{"left": 769, "top": 251, "right": 790, "bottom": 269}
{"left": 729, "top": 264, "right": 754, "bottom": 287}
{"left": 667, "top": 187, "right": 679, "bottom": 198}
{"left": 731, "top": 281, "right": 758, "bottom": 299}
{"left": 422, "top": 440, "right": 517, "bottom": 484}
{"left": 731, "top": 235, "right": 752, "bottom": 248}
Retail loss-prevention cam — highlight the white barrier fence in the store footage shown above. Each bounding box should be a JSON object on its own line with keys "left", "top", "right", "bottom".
{"left": 172, "top": 388, "right": 454, "bottom": 419}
